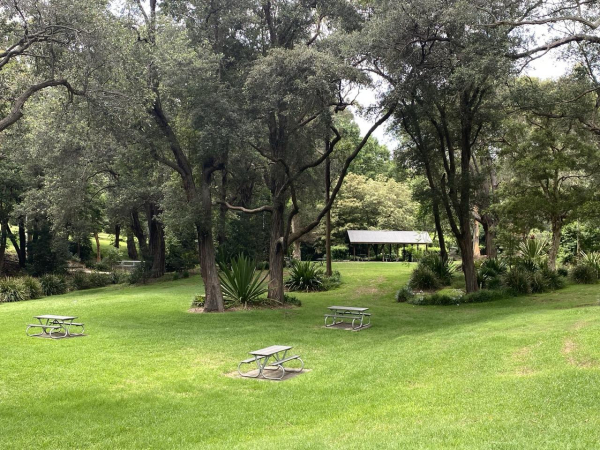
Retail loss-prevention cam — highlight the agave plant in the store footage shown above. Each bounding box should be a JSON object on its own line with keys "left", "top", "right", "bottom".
{"left": 285, "top": 260, "right": 324, "bottom": 292}
{"left": 580, "top": 251, "right": 600, "bottom": 278}
{"left": 218, "top": 255, "right": 268, "bottom": 308}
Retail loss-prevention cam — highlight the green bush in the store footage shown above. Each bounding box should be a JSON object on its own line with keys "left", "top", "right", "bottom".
{"left": 22, "top": 276, "right": 43, "bottom": 299}
{"left": 461, "top": 289, "right": 512, "bottom": 304}
{"left": 408, "top": 289, "right": 463, "bottom": 305}
{"left": 88, "top": 272, "right": 112, "bottom": 288}
{"left": 219, "top": 255, "right": 268, "bottom": 307}
{"left": 478, "top": 258, "right": 507, "bottom": 287}
{"left": 529, "top": 271, "right": 548, "bottom": 293}
{"left": 395, "top": 285, "right": 414, "bottom": 303}
{"left": 408, "top": 265, "right": 440, "bottom": 291}
{"left": 331, "top": 245, "right": 349, "bottom": 261}
{"left": 191, "top": 294, "right": 205, "bottom": 308}
{"left": 540, "top": 268, "right": 565, "bottom": 290}
{"left": 580, "top": 251, "right": 600, "bottom": 278}
{"left": 503, "top": 268, "right": 531, "bottom": 295}
{"left": 71, "top": 272, "right": 92, "bottom": 290}
{"left": 285, "top": 260, "right": 324, "bottom": 292}
{"left": 129, "top": 263, "right": 151, "bottom": 284}
{"left": 570, "top": 265, "right": 598, "bottom": 284}
{"left": 282, "top": 294, "right": 301, "bottom": 306}
{"left": 321, "top": 270, "right": 342, "bottom": 291}
{"left": 71, "top": 272, "right": 112, "bottom": 290}
{"left": 557, "top": 267, "right": 569, "bottom": 277}
{"left": 0, "top": 277, "right": 27, "bottom": 303}
{"left": 420, "top": 254, "right": 456, "bottom": 285}
{"left": 256, "top": 261, "right": 269, "bottom": 271}
{"left": 40, "top": 274, "right": 67, "bottom": 296}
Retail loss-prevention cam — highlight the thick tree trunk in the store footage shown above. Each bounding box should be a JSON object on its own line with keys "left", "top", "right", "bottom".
{"left": 459, "top": 232, "right": 478, "bottom": 292}
{"left": 198, "top": 169, "right": 224, "bottom": 312}
{"left": 473, "top": 219, "right": 480, "bottom": 258}
{"left": 325, "top": 156, "right": 332, "bottom": 276}
{"left": 18, "top": 220, "right": 26, "bottom": 264}
{"left": 94, "top": 232, "right": 101, "bottom": 263}
{"left": 114, "top": 224, "right": 121, "bottom": 248}
{"left": 147, "top": 202, "right": 165, "bottom": 278}
{"left": 218, "top": 170, "right": 228, "bottom": 245}
{"left": 268, "top": 201, "right": 285, "bottom": 302}
{"left": 548, "top": 219, "right": 562, "bottom": 271}
{"left": 131, "top": 210, "right": 149, "bottom": 260}
{"left": 126, "top": 231, "right": 138, "bottom": 260}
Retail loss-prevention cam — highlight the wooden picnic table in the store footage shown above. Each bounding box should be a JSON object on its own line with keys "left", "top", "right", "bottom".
{"left": 324, "top": 306, "right": 371, "bottom": 330}
{"left": 26, "top": 315, "right": 85, "bottom": 339}
{"left": 238, "top": 345, "right": 304, "bottom": 380}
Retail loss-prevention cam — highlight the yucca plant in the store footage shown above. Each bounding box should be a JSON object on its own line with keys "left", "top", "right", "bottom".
{"left": 0, "top": 277, "right": 27, "bottom": 303}
{"left": 218, "top": 255, "right": 268, "bottom": 308}
{"left": 285, "top": 260, "right": 324, "bottom": 292}
{"left": 420, "top": 254, "right": 457, "bottom": 285}
{"left": 518, "top": 237, "right": 548, "bottom": 268}
{"left": 580, "top": 251, "right": 600, "bottom": 278}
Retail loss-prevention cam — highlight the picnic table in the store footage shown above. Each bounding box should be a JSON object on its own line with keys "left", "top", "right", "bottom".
{"left": 26, "top": 315, "right": 84, "bottom": 339}
{"left": 324, "top": 306, "right": 371, "bottom": 331}
{"left": 238, "top": 345, "right": 304, "bottom": 380}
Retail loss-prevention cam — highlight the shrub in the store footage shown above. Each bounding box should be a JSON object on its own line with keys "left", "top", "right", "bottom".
{"left": 182, "top": 270, "right": 190, "bottom": 279}
{"left": 256, "top": 261, "right": 269, "bottom": 271}
{"left": 407, "top": 289, "right": 463, "bottom": 305}
{"left": 461, "top": 289, "right": 512, "bottom": 304}
{"left": 22, "top": 276, "right": 43, "bottom": 299}
{"left": 331, "top": 245, "right": 349, "bottom": 261}
{"left": 408, "top": 265, "right": 440, "bottom": 291}
{"left": 71, "top": 272, "right": 112, "bottom": 290}
{"left": 40, "top": 274, "right": 67, "bottom": 296}
{"left": 395, "top": 285, "right": 414, "bottom": 303}
{"left": 580, "top": 251, "right": 600, "bottom": 278}
{"left": 129, "top": 262, "right": 151, "bottom": 284}
{"left": 0, "top": 277, "right": 27, "bottom": 303}
{"left": 102, "top": 247, "right": 123, "bottom": 268}
{"left": 529, "top": 271, "right": 548, "bottom": 293}
{"left": 420, "top": 254, "right": 456, "bottom": 285}
{"left": 321, "top": 270, "right": 342, "bottom": 291}
{"left": 71, "top": 272, "right": 92, "bottom": 290}
{"left": 503, "top": 268, "right": 530, "bottom": 295}
{"left": 191, "top": 294, "right": 205, "bottom": 308}
{"left": 540, "top": 268, "right": 565, "bottom": 290}
{"left": 88, "top": 272, "right": 112, "bottom": 288}
{"left": 557, "top": 267, "right": 569, "bottom": 277}
{"left": 570, "top": 265, "right": 598, "bottom": 284}
{"left": 219, "top": 255, "right": 268, "bottom": 307}
{"left": 285, "top": 260, "right": 324, "bottom": 292}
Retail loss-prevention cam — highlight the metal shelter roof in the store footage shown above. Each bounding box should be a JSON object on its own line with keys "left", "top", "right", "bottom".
{"left": 347, "top": 230, "right": 433, "bottom": 245}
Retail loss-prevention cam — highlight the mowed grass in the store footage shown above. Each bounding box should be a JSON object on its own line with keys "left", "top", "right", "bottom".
{"left": 1, "top": 263, "right": 600, "bottom": 449}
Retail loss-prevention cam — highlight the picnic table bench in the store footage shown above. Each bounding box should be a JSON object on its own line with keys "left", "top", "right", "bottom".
{"left": 324, "top": 306, "right": 371, "bottom": 331}
{"left": 26, "top": 315, "right": 84, "bottom": 339}
{"left": 238, "top": 345, "right": 304, "bottom": 380}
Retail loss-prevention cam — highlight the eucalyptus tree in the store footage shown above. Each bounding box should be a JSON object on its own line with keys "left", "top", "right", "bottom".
{"left": 499, "top": 76, "right": 600, "bottom": 270}
{"left": 365, "top": 0, "right": 517, "bottom": 291}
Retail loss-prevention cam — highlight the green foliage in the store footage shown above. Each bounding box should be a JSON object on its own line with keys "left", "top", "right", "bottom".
{"left": 68, "top": 238, "right": 94, "bottom": 263}
{"left": 321, "top": 270, "right": 342, "bottom": 291}
{"left": 129, "top": 263, "right": 151, "bottom": 285}
{"left": 27, "top": 224, "right": 69, "bottom": 276}
{"left": 419, "top": 254, "right": 456, "bottom": 285}
{"left": 529, "top": 271, "right": 548, "bottom": 294}
{"left": 22, "top": 276, "right": 43, "bottom": 300}
{"left": 191, "top": 294, "right": 205, "bottom": 308}
{"left": 408, "top": 289, "right": 463, "bottom": 305}
{"left": 331, "top": 245, "right": 349, "bottom": 261}
{"left": 580, "top": 251, "right": 600, "bottom": 278}
{"left": 282, "top": 294, "right": 301, "bottom": 307}
{"left": 166, "top": 242, "right": 198, "bottom": 273}
{"left": 557, "top": 267, "right": 569, "bottom": 277}
{"left": 461, "top": 289, "right": 513, "bottom": 304}
{"left": 540, "top": 268, "right": 566, "bottom": 291}
{"left": 408, "top": 265, "right": 440, "bottom": 291}
{"left": 40, "top": 274, "right": 68, "bottom": 296}
{"left": 102, "top": 247, "right": 123, "bottom": 267}
{"left": 503, "top": 268, "right": 531, "bottom": 295}
{"left": 570, "top": 265, "right": 598, "bottom": 284}
{"left": 218, "top": 255, "right": 268, "bottom": 307}
{"left": 285, "top": 261, "right": 324, "bottom": 292}
{"left": 70, "top": 271, "right": 113, "bottom": 291}
{"left": 0, "top": 277, "right": 27, "bottom": 303}
{"left": 519, "top": 237, "right": 549, "bottom": 262}
{"left": 395, "top": 285, "right": 415, "bottom": 303}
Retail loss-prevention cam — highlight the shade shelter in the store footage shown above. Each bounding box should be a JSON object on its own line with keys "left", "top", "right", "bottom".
{"left": 347, "top": 230, "right": 433, "bottom": 261}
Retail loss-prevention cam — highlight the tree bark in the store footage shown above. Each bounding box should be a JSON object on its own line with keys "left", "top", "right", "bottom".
{"left": 548, "top": 218, "right": 562, "bottom": 271}
{"left": 146, "top": 202, "right": 165, "bottom": 278}
{"left": 291, "top": 215, "right": 301, "bottom": 260}
{"left": 131, "top": 210, "right": 149, "bottom": 260}
{"left": 198, "top": 167, "right": 224, "bottom": 312}
{"left": 268, "top": 200, "right": 286, "bottom": 302}
{"left": 325, "top": 156, "right": 332, "bottom": 276}
{"left": 431, "top": 195, "right": 448, "bottom": 261}
{"left": 473, "top": 219, "right": 480, "bottom": 258}
{"left": 126, "top": 230, "right": 138, "bottom": 260}
{"left": 18, "top": 220, "right": 26, "bottom": 264}
{"left": 114, "top": 224, "right": 121, "bottom": 248}
{"left": 481, "top": 216, "right": 497, "bottom": 259}
{"left": 0, "top": 221, "right": 7, "bottom": 273}
{"left": 94, "top": 232, "right": 101, "bottom": 263}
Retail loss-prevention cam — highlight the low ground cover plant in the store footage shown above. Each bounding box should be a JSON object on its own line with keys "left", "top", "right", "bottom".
{"left": 285, "top": 260, "right": 324, "bottom": 292}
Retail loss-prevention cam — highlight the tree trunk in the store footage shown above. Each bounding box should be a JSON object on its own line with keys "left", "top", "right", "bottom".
{"left": 459, "top": 233, "right": 478, "bottom": 292}
{"left": 0, "top": 221, "right": 7, "bottom": 273}
{"left": 218, "top": 170, "right": 228, "bottom": 245}
{"left": 548, "top": 218, "right": 562, "bottom": 271}
{"left": 473, "top": 219, "right": 480, "bottom": 258}
{"left": 94, "top": 232, "right": 101, "bottom": 263}
{"left": 114, "top": 224, "right": 121, "bottom": 248}
{"left": 325, "top": 156, "right": 332, "bottom": 276}
{"left": 482, "top": 218, "right": 497, "bottom": 259}
{"left": 198, "top": 168, "right": 224, "bottom": 312}
{"left": 291, "top": 215, "right": 301, "bottom": 260}
{"left": 268, "top": 200, "right": 285, "bottom": 302}
{"left": 131, "top": 210, "right": 149, "bottom": 260}
{"left": 18, "top": 220, "right": 26, "bottom": 264}
{"left": 431, "top": 195, "right": 448, "bottom": 261}
{"left": 146, "top": 202, "right": 165, "bottom": 278}
{"left": 126, "top": 231, "right": 138, "bottom": 260}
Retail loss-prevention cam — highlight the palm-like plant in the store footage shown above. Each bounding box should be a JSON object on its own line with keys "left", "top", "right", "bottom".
{"left": 518, "top": 237, "right": 548, "bottom": 270}
{"left": 218, "top": 255, "right": 268, "bottom": 308}
{"left": 580, "top": 251, "right": 600, "bottom": 278}
{"left": 285, "top": 260, "right": 324, "bottom": 292}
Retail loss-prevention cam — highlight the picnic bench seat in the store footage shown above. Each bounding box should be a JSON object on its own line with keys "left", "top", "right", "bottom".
{"left": 26, "top": 324, "right": 62, "bottom": 338}
{"left": 270, "top": 355, "right": 301, "bottom": 366}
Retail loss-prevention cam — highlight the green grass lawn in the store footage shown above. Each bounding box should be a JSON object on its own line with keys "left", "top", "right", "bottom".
{"left": 1, "top": 263, "right": 599, "bottom": 449}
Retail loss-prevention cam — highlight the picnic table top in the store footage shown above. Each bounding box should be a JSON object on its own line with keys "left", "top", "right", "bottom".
{"left": 249, "top": 345, "right": 292, "bottom": 356}
{"left": 34, "top": 315, "right": 77, "bottom": 321}
{"left": 327, "top": 306, "right": 369, "bottom": 312}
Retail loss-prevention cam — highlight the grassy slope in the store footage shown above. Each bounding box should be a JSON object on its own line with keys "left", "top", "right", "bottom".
{"left": 1, "top": 263, "right": 599, "bottom": 449}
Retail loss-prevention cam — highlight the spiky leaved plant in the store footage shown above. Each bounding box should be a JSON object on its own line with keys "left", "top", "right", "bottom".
{"left": 218, "top": 255, "right": 268, "bottom": 308}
